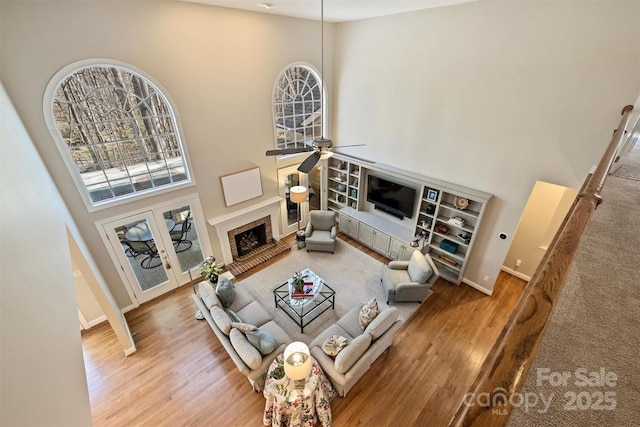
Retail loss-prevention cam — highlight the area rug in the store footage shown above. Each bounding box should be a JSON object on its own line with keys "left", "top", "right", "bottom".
{"left": 233, "top": 238, "right": 420, "bottom": 344}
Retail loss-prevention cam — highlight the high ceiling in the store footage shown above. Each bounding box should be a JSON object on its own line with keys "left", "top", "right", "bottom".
{"left": 180, "top": 0, "right": 476, "bottom": 23}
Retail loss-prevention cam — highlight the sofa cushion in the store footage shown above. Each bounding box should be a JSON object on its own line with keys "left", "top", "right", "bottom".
{"left": 230, "top": 328, "right": 262, "bottom": 369}
{"left": 407, "top": 251, "right": 433, "bottom": 284}
{"left": 230, "top": 322, "right": 257, "bottom": 333}
{"left": 246, "top": 330, "right": 279, "bottom": 356}
{"left": 337, "top": 305, "right": 365, "bottom": 338}
{"left": 258, "top": 320, "right": 291, "bottom": 347}
{"left": 322, "top": 335, "right": 348, "bottom": 357}
{"left": 215, "top": 277, "right": 235, "bottom": 308}
{"left": 198, "top": 281, "right": 221, "bottom": 309}
{"left": 334, "top": 333, "right": 372, "bottom": 374}
{"left": 210, "top": 305, "right": 233, "bottom": 335}
{"left": 237, "top": 301, "right": 271, "bottom": 327}
{"left": 364, "top": 307, "right": 400, "bottom": 340}
{"left": 359, "top": 298, "right": 379, "bottom": 330}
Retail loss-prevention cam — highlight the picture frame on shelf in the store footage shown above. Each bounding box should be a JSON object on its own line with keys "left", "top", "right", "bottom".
{"left": 427, "top": 189, "right": 438, "bottom": 202}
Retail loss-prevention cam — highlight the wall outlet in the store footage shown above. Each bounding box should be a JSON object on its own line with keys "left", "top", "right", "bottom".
{"left": 515, "top": 259, "right": 522, "bottom": 267}
{"left": 483, "top": 275, "right": 490, "bottom": 282}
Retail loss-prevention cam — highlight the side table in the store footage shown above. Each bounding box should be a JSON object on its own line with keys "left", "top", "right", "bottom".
{"left": 263, "top": 354, "right": 336, "bottom": 427}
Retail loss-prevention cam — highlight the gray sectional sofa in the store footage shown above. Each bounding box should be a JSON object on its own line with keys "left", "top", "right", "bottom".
{"left": 193, "top": 276, "right": 404, "bottom": 397}
{"left": 191, "top": 279, "right": 291, "bottom": 392}
{"left": 308, "top": 303, "right": 404, "bottom": 397}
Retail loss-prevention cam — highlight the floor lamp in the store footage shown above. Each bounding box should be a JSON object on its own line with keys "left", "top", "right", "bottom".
{"left": 290, "top": 186, "right": 308, "bottom": 243}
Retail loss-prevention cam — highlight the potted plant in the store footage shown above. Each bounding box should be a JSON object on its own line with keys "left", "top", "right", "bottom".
{"left": 269, "top": 356, "right": 285, "bottom": 381}
{"left": 200, "top": 257, "right": 222, "bottom": 283}
{"left": 292, "top": 271, "right": 307, "bottom": 292}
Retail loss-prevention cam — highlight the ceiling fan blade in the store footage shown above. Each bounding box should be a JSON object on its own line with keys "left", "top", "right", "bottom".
{"left": 332, "top": 144, "right": 365, "bottom": 150}
{"left": 265, "top": 147, "right": 314, "bottom": 156}
{"left": 297, "top": 151, "right": 321, "bottom": 173}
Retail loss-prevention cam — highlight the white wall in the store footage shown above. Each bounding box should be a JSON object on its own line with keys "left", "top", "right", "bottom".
{"left": 0, "top": 1, "right": 332, "bottom": 307}
{"left": 0, "top": 83, "right": 93, "bottom": 426}
{"left": 333, "top": 1, "right": 640, "bottom": 290}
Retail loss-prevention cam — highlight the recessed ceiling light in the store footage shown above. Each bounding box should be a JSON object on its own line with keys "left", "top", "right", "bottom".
{"left": 260, "top": 3, "right": 273, "bottom": 9}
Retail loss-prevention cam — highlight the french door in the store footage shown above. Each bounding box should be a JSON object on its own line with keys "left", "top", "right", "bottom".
{"left": 99, "top": 195, "right": 211, "bottom": 304}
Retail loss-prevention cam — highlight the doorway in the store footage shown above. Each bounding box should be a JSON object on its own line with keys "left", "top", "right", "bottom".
{"left": 502, "top": 181, "right": 578, "bottom": 281}
{"left": 98, "top": 194, "right": 211, "bottom": 305}
{"left": 278, "top": 166, "right": 308, "bottom": 236}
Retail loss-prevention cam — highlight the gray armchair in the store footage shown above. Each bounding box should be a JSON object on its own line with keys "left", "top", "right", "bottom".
{"left": 304, "top": 210, "right": 337, "bottom": 253}
{"left": 381, "top": 250, "right": 439, "bottom": 303}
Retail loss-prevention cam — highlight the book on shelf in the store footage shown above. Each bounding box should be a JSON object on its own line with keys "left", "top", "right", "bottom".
{"left": 292, "top": 282, "right": 315, "bottom": 298}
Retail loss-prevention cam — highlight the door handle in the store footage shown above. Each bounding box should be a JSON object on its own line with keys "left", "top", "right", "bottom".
{"left": 161, "top": 251, "right": 171, "bottom": 269}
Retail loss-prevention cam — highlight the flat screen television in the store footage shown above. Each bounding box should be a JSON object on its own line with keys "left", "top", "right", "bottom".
{"left": 366, "top": 174, "right": 416, "bottom": 219}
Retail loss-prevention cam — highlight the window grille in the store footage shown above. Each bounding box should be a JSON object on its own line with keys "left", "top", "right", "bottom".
{"left": 49, "top": 63, "right": 190, "bottom": 207}
{"left": 273, "top": 65, "right": 323, "bottom": 152}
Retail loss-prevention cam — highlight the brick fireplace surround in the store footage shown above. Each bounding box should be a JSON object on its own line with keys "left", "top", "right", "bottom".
{"left": 208, "top": 197, "right": 290, "bottom": 277}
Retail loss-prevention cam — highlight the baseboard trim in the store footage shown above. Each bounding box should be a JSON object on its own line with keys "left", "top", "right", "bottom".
{"left": 123, "top": 346, "right": 137, "bottom": 357}
{"left": 121, "top": 304, "right": 137, "bottom": 314}
{"left": 85, "top": 315, "right": 107, "bottom": 329}
{"left": 501, "top": 266, "right": 531, "bottom": 282}
{"left": 462, "top": 278, "right": 492, "bottom": 296}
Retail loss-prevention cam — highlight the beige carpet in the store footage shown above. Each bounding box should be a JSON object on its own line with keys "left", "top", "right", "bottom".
{"left": 508, "top": 174, "right": 640, "bottom": 426}
{"left": 610, "top": 141, "right": 640, "bottom": 181}
{"left": 233, "top": 237, "right": 420, "bottom": 344}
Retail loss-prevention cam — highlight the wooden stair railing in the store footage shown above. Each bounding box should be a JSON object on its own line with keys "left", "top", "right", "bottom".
{"left": 450, "top": 104, "right": 634, "bottom": 427}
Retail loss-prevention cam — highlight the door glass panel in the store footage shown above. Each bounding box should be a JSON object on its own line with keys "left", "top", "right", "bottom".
{"left": 284, "top": 172, "right": 301, "bottom": 228}
{"left": 118, "top": 219, "right": 168, "bottom": 291}
{"left": 163, "top": 205, "right": 204, "bottom": 273}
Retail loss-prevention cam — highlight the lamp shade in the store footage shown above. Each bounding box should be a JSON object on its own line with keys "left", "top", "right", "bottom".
{"left": 283, "top": 341, "right": 312, "bottom": 380}
{"left": 290, "top": 186, "right": 308, "bottom": 204}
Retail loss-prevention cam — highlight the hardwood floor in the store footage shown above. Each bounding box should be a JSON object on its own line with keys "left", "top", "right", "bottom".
{"left": 81, "top": 234, "right": 525, "bottom": 426}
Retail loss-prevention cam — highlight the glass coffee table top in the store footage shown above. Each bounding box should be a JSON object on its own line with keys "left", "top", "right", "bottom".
{"left": 273, "top": 268, "right": 336, "bottom": 333}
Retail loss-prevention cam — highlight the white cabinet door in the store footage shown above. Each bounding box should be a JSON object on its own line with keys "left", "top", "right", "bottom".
{"left": 358, "top": 223, "right": 375, "bottom": 247}
{"left": 339, "top": 214, "right": 359, "bottom": 239}
{"left": 372, "top": 230, "right": 391, "bottom": 255}
{"left": 389, "top": 238, "right": 417, "bottom": 261}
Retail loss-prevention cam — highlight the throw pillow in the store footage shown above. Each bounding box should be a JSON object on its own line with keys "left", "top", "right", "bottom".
{"left": 210, "top": 305, "right": 232, "bottom": 335}
{"left": 334, "top": 333, "right": 372, "bottom": 374}
{"left": 231, "top": 322, "right": 258, "bottom": 333}
{"left": 322, "top": 335, "right": 348, "bottom": 357}
{"left": 407, "top": 251, "right": 433, "bottom": 283}
{"left": 359, "top": 297, "right": 379, "bottom": 330}
{"left": 229, "top": 328, "right": 262, "bottom": 370}
{"left": 215, "top": 277, "right": 235, "bottom": 308}
{"left": 227, "top": 310, "right": 242, "bottom": 323}
{"left": 246, "top": 330, "right": 279, "bottom": 356}
{"left": 198, "top": 281, "right": 220, "bottom": 309}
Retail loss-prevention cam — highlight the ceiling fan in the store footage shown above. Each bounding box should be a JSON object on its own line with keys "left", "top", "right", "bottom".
{"left": 264, "top": 0, "right": 365, "bottom": 173}
{"left": 266, "top": 138, "right": 364, "bottom": 173}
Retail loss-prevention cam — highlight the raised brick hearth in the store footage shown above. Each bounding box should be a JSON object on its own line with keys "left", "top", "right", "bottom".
{"left": 225, "top": 215, "right": 291, "bottom": 276}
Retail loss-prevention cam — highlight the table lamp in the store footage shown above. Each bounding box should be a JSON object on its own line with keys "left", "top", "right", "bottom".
{"left": 283, "top": 341, "right": 312, "bottom": 380}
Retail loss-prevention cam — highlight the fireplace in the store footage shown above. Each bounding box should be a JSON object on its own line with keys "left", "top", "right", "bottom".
{"left": 208, "top": 196, "right": 289, "bottom": 270}
{"left": 234, "top": 224, "right": 267, "bottom": 257}
{"left": 227, "top": 215, "right": 274, "bottom": 261}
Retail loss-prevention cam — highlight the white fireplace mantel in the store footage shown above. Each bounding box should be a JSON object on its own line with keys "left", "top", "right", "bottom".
{"left": 208, "top": 196, "right": 283, "bottom": 265}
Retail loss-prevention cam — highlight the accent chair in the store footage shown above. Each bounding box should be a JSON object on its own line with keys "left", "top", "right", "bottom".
{"left": 304, "top": 210, "right": 337, "bottom": 254}
{"left": 381, "top": 250, "right": 439, "bottom": 303}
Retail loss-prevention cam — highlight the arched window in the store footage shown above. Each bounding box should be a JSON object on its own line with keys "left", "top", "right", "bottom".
{"left": 272, "top": 64, "right": 324, "bottom": 152}
{"left": 45, "top": 61, "right": 190, "bottom": 209}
